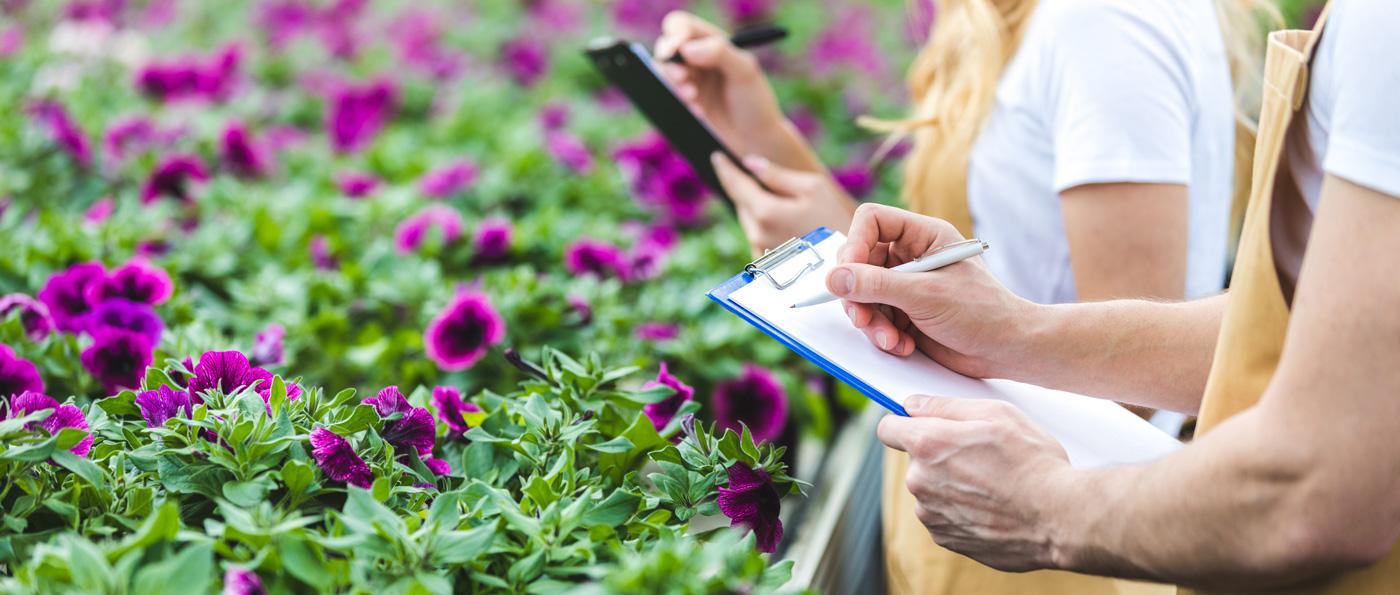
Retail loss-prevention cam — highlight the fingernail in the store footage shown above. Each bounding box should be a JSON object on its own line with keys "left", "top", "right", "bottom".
{"left": 743, "top": 155, "right": 769, "bottom": 172}
{"left": 876, "top": 331, "right": 890, "bottom": 350}
{"left": 830, "top": 268, "right": 854, "bottom": 296}
{"left": 905, "top": 395, "right": 928, "bottom": 411}
{"left": 845, "top": 305, "right": 856, "bottom": 322}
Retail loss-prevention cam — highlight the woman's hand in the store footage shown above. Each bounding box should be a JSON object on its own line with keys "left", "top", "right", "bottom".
{"left": 829, "top": 204, "right": 1044, "bottom": 379}
{"left": 655, "top": 12, "right": 821, "bottom": 172}
{"left": 711, "top": 153, "right": 858, "bottom": 255}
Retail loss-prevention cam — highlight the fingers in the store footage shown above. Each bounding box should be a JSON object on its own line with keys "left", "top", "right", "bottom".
{"left": 846, "top": 302, "right": 915, "bottom": 355}
{"left": 904, "top": 394, "right": 1020, "bottom": 422}
{"left": 741, "top": 155, "right": 820, "bottom": 196}
{"left": 655, "top": 11, "right": 725, "bottom": 59}
{"left": 676, "top": 36, "right": 761, "bottom": 82}
{"left": 825, "top": 261, "right": 928, "bottom": 312}
{"left": 711, "top": 152, "right": 773, "bottom": 212}
{"left": 876, "top": 413, "right": 959, "bottom": 453}
{"left": 840, "top": 203, "right": 963, "bottom": 266}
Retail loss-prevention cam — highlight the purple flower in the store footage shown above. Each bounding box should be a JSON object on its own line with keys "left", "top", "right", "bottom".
{"left": 327, "top": 79, "right": 396, "bottom": 154}
{"left": 565, "top": 239, "right": 630, "bottom": 280}
{"left": 832, "top": 163, "right": 874, "bottom": 199}
{"left": 720, "top": 0, "right": 775, "bottom": 25}
{"left": 809, "top": 8, "right": 887, "bottom": 79}
{"left": 223, "top": 567, "right": 266, "bottom": 595}
{"left": 140, "top": 154, "right": 208, "bottom": 204}
{"left": 635, "top": 322, "right": 680, "bottom": 342}
{"left": 337, "top": 171, "right": 378, "bottom": 198}
{"left": 64, "top": 0, "right": 124, "bottom": 25}
{"left": 250, "top": 323, "right": 285, "bottom": 367}
{"left": 394, "top": 205, "right": 464, "bottom": 254}
{"left": 363, "top": 385, "right": 411, "bottom": 416}
{"left": 38, "top": 261, "right": 106, "bottom": 334}
{"left": 545, "top": 131, "right": 593, "bottom": 174}
{"left": 717, "top": 462, "right": 784, "bottom": 553}
{"left": 0, "top": 26, "right": 22, "bottom": 57}
{"left": 642, "top": 362, "right": 693, "bottom": 431}
{"left": 29, "top": 101, "right": 91, "bottom": 167}
{"left": 626, "top": 240, "right": 671, "bottom": 282}
{"left": 611, "top": 0, "right": 685, "bottom": 35}
{"left": 424, "top": 456, "right": 451, "bottom": 475}
{"left": 221, "top": 121, "right": 270, "bottom": 178}
{"left": 256, "top": 0, "right": 314, "bottom": 49}
{"left": 81, "top": 329, "right": 154, "bottom": 394}
{"left": 188, "top": 350, "right": 272, "bottom": 399}
{"left": 364, "top": 386, "right": 437, "bottom": 458}
{"left": 387, "top": 9, "right": 463, "bottom": 79}
{"left": 527, "top": 0, "right": 582, "bottom": 32}
{"left": 0, "top": 294, "right": 55, "bottom": 341}
{"left": 472, "top": 219, "right": 512, "bottom": 264}
{"left": 136, "top": 44, "right": 242, "bottom": 102}
{"left": 309, "top": 235, "right": 338, "bottom": 270}
{"left": 88, "top": 261, "right": 173, "bottom": 306}
{"left": 89, "top": 298, "right": 163, "bottom": 346}
{"left": 712, "top": 365, "right": 788, "bottom": 443}
{"left": 615, "top": 134, "right": 711, "bottom": 224}
{"left": 500, "top": 38, "right": 549, "bottom": 87}
{"left": 0, "top": 345, "right": 45, "bottom": 398}
{"left": 6, "top": 391, "right": 93, "bottom": 457}
{"left": 135, "top": 384, "right": 192, "bottom": 428}
{"left": 787, "top": 107, "right": 821, "bottom": 141}
{"left": 431, "top": 385, "right": 480, "bottom": 440}
{"left": 309, "top": 427, "right": 373, "bottom": 489}
{"left": 103, "top": 117, "right": 158, "bottom": 165}
{"left": 567, "top": 295, "right": 592, "bottom": 325}
{"left": 424, "top": 293, "right": 505, "bottom": 372}
{"left": 84, "top": 197, "right": 114, "bottom": 224}
{"left": 418, "top": 160, "right": 478, "bottom": 198}
{"left": 539, "top": 103, "right": 570, "bottom": 131}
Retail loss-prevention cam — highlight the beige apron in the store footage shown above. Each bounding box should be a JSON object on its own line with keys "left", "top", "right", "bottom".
{"left": 1186, "top": 4, "right": 1400, "bottom": 594}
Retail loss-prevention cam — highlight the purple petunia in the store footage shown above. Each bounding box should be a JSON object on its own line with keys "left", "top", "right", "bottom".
{"left": 103, "top": 117, "right": 159, "bottom": 165}
{"left": 220, "top": 121, "right": 270, "bottom": 178}
{"left": 642, "top": 362, "right": 694, "bottom": 431}
{"left": 712, "top": 365, "right": 788, "bottom": 443}
{"left": 387, "top": 9, "right": 462, "bottom": 80}
{"left": 431, "top": 385, "right": 481, "bottom": 441}
{"left": 538, "top": 103, "right": 569, "bottom": 131}
{"left": 500, "top": 37, "right": 548, "bottom": 87}
{"left": 527, "top": 0, "right": 582, "bottom": 32}
{"left": 0, "top": 345, "right": 45, "bottom": 398}
{"left": 634, "top": 322, "right": 680, "bottom": 343}
{"left": 80, "top": 329, "right": 154, "bottom": 395}
{"left": 564, "top": 239, "right": 630, "bottom": 280}
{"left": 88, "top": 260, "right": 173, "bottom": 306}
{"left": 84, "top": 197, "right": 115, "bottom": 224}
{"left": 717, "top": 462, "right": 784, "bottom": 553}
{"left": 566, "top": 295, "right": 593, "bottom": 326}
{"left": 809, "top": 8, "right": 887, "bottom": 79}
{"left": 136, "top": 43, "right": 242, "bottom": 102}
{"left": 611, "top": 0, "right": 685, "bottom": 35}
{"left": 38, "top": 262, "right": 106, "bottom": 334}
{"left": 0, "top": 294, "right": 55, "bottom": 341}
{"left": 310, "top": 427, "right": 373, "bottom": 489}
{"left": 250, "top": 323, "right": 285, "bottom": 367}
{"left": 424, "top": 456, "right": 451, "bottom": 476}
{"left": 135, "top": 384, "right": 192, "bottom": 428}
{"left": 187, "top": 350, "right": 272, "bottom": 400}
{"left": 327, "top": 79, "right": 396, "bottom": 154}
{"left": 88, "top": 298, "right": 163, "bottom": 346}
{"left": 365, "top": 385, "right": 438, "bottom": 458}
{"left": 0, "top": 26, "right": 21, "bottom": 57}
{"left": 337, "top": 171, "right": 378, "bottom": 198}
{"left": 472, "top": 219, "right": 512, "bottom": 264}
{"left": 29, "top": 101, "right": 92, "bottom": 167}
{"left": 223, "top": 567, "right": 266, "bottom": 595}
{"left": 363, "top": 384, "right": 412, "bottom": 416}
{"left": 545, "top": 131, "right": 593, "bottom": 174}
{"left": 394, "top": 205, "right": 464, "bottom": 253}
{"left": 309, "top": 235, "right": 338, "bottom": 270}
{"left": 140, "top": 154, "right": 209, "bottom": 204}
{"left": 832, "top": 163, "right": 875, "bottom": 199}
{"left": 418, "top": 160, "right": 478, "bottom": 199}
{"left": 6, "top": 391, "right": 93, "bottom": 458}
{"left": 424, "top": 292, "right": 505, "bottom": 372}
{"left": 614, "top": 133, "right": 711, "bottom": 224}
{"left": 720, "top": 0, "right": 775, "bottom": 25}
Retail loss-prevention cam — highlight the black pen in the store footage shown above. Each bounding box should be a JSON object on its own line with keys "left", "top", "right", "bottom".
{"left": 665, "top": 25, "right": 788, "bottom": 64}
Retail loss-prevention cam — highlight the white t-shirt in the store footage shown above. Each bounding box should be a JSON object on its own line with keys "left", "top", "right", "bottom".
{"left": 1291, "top": 0, "right": 1400, "bottom": 211}
{"left": 965, "top": 0, "right": 1235, "bottom": 304}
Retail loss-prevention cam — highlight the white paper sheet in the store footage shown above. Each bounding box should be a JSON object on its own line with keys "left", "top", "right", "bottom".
{"left": 731, "top": 232, "right": 1181, "bottom": 468}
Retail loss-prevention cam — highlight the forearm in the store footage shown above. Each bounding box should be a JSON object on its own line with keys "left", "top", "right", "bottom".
{"left": 761, "top": 118, "right": 828, "bottom": 175}
{"left": 1007, "top": 294, "right": 1226, "bottom": 413}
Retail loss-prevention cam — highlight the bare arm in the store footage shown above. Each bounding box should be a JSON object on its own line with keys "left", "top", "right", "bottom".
{"left": 1061, "top": 183, "right": 1188, "bottom": 301}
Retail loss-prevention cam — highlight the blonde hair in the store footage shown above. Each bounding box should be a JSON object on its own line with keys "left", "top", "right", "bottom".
{"left": 863, "top": 0, "right": 1280, "bottom": 237}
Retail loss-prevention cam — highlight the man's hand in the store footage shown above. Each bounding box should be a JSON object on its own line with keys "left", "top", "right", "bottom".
{"left": 712, "top": 153, "right": 857, "bottom": 255}
{"left": 878, "top": 395, "right": 1074, "bottom": 572}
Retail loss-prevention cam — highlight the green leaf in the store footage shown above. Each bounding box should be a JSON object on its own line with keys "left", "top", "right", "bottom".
{"left": 582, "top": 491, "right": 639, "bottom": 527}
{"left": 281, "top": 459, "right": 314, "bottom": 497}
{"left": 277, "top": 534, "right": 332, "bottom": 591}
{"left": 1, "top": 434, "right": 58, "bottom": 462}
{"left": 97, "top": 390, "right": 142, "bottom": 417}
{"left": 507, "top": 547, "right": 547, "bottom": 585}
{"left": 223, "top": 476, "right": 273, "bottom": 508}
{"left": 51, "top": 450, "right": 107, "bottom": 490}
{"left": 371, "top": 476, "right": 391, "bottom": 502}
{"left": 53, "top": 427, "right": 89, "bottom": 450}
{"left": 584, "top": 436, "right": 633, "bottom": 454}
{"left": 109, "top": 502, "right": 181, "bottom": 561}
{"left": 329, "top": 404, "right": 379, "bottom": 435}
{"left": 343, "top": 488, "right": 406, "bottom": 536}
{"left": 431, "top": 523, "right": 496, "bottom": 566}
{"left": 131, "top": 541, "right": 213, "bottom": 594}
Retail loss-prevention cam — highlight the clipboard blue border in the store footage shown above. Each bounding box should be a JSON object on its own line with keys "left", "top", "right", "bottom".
{"left": 707, "top": 227, "right": 910, "bottom": 417}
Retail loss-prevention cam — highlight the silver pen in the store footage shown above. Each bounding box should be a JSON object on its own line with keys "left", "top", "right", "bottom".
{"left": 788, "top": 239, "right": 990, "bottom": 309}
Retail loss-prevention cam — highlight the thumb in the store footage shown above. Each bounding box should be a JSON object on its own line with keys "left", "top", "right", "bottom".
{"left": 741, "top": 155, "right": 816, "bottom": 197}
{"left": 826, "top": 262, "right": 928, "bottom": 311}
{"left": 902, "top": 395, "right": 990, "bottom": 420}
{"left": 711, "top": 152, "right": 770, "bottom": 210}
{"left": 678, "top": 36, "right": 760, "bottom": 81}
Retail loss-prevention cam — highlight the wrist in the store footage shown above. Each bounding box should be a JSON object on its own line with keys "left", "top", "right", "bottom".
{"left": 992, "top": 299, "right": 1062, "bottom": 383}
{"left": 1038, "top": 465, "right": 1094, "bottom": 572}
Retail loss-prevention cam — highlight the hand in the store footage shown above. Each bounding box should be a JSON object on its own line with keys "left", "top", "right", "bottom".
{"left": 711, "top": 153, "right": 858, "bottom": 255}
{"left": 878, "top": 395, "right": 1073, "bottom": 572}
{"left": 830, "top": 203, "right": 1040, "bottom": 379}
{"left": 655, "top": 12, "right": 817, "bottom": 171}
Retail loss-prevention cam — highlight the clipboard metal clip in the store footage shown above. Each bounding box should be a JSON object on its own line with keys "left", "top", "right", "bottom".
{"left": 744, "top": 235, "right": 824, "bottom": 290}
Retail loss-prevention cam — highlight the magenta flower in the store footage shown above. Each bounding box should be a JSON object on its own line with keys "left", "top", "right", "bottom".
{"left": 635, "top": 323, "right": 680, "bottom": 343}
{"left": 387, "top": 9, "right": 462, "bottom": 79}
{"left": 256, "top": 0, "right": 315, "bottom": 49}
{"left": 626, "top": 240, "right": 672, "bottom": 282}
{"left": 6, "top": 391, "right": 93, "bottom": 458}
{"left": 310, "top": 427, "right": 373, "bottom": 489}
{"left": 81, "top": 329, "right": 154, "bottom": 394}
{"left": 0, "top": 26, "right": 22, "bottom": 57}
{"left": 615, "top": 134, "right": 710, "bottom": 223}
{"left": 84, "top": 197, "right": 115, "bottom": 224}
{"left": 472, "top": 219, "right": 512, "bottom": 264}
{"left": 136, "top": 44, "right": 242, "bottom": 102}
{"left": 717, "top": 462, "right": 784, "bottom": 553}
{"left": 611, "top": 0, "right": 685, "bottom": 35}
{"left": 0, "top": 345, "right": 44, "bottom": 398}
{"left": 309, "top": 235, "right": 338, "bottom": 270}
{"left": 223, "top": 567, "right": 266, "bottom": 595}
{"left": 419, "top": 160, "right": 478, "bottom": 198}
{"left": 250, "top": 323, "right": 285, "bottom": 367}
{"left": 29, "top": 101, "right": 91, "bottom": 167}
{"left": 220, "top": 121, "right": 270, "bottom": 178}
{"left": 337, "top": 171, "right": 379, "bottom": 198}
{"left": 431, "top": 385, "right": 481, "bottom": 441}
{"left": 363, "top": 384, "right": 412, "bottom": 416}
{"left": 527, "top": 0, "right": 582, "bottom": 32}
{"left": 539, "top": 103, "right": 569, "bottom": 131}
{"left": 103, "top": 117, "right": 156, "bottom": 164}
{"left": 809, "top": 8, "right": 887, "bottom": 79}
{"left": 567, "top": 295, "right": 592, "bottom": 325}
{"left": 832, "top": 163, "right": 874, "bottom": 199}
{"left": 140, "top": 154, "right": 208, "bottom": 204}
{"left": 38, "top": 261, "right": 106, "bottom": 334}
{"left": 88, "top": 261, "right": 173, "bottom": 306}
{"left": 642, "top": 362, "right": 693, "bottom": 431}
{"left": 0, "top": 294, "right": 55, "bottom": 341}
{"left": 712, "top": 365, "right": 788, "bottom": 443}
{"left": 545, "top": 131, "right": 593, "bottom": 174}
{"left": 327, "top": 79, "right": 396, "bottom": 154}
{"left": 188, "top": 350, "right": 273, "bottom": 399}
{"left": 424, "top": 293, "right": 505, "bottom": 372}
{"left": 135, "top": 384, "right": 192, "bottom": 428}
{"left": 366, "top": 386, "right": 436, "bottom": 457}
{"left": 394, "top": 205, "right": 464, "bottom": 253}
{"left": 565, "top": 239, "right": 630, "bottom": 280}
{"left": 424, "top": 456, "right": 451, "bottom": 476}
{"left": 721, "top": 0, "right": 775, "bottom": 24}
{"left": 500, "top": 38, "right": 549, "bottom": 87}
{"left": 89, "top": 298, "right": 163, "bottom": 346}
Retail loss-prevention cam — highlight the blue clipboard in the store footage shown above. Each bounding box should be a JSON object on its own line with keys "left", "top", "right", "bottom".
{"left": 706, "top": 227, "right": 910, "bottom": 417}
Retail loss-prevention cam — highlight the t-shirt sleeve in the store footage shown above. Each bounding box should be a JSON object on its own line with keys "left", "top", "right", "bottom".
{"left": 1320, "top": 0, "right": 1400, "bottom": 199}
{"left": 1044, "top": 1, "right": 1196, "bottom": 193}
